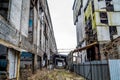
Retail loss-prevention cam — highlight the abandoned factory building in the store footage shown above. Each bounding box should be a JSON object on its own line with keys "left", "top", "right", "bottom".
{"left": 72, "top": 0, "right": 120, "bottom": 63}
{"left": 0, "top": 0, "right": 57, "bottom": 79}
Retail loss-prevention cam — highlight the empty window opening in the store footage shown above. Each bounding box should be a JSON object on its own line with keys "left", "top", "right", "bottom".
{"left": 109, "top": 26, "right": 117, "bottom": 35}
{"left": 39, "top": 29, "right": 42, "bottom": 48}
{"left": 100, "top": 12, "right": 108, "bottom": 24}
{"left": 0, "top": 0, "right": 9, "bottom": 19}
{"left": 28, "top": 1, "right": 34, "bottom": 43}
{"left": 37, "top": 56, "right": 42, "bottom": 69}
{"left": 20, "top": 52, "right": 33, "bottom": 69}
{"left": 43, "top": 53, "right": 47, "bottom": 67}
{"left": 44, "top": 24, "right": 47, "bottom": 34}
{"left": 92, "top": 1, "right": 95, "bottom": 14}
{"left": 98, "top": 0, "right": 104, "bottom": 1}
{"left": 105, "top": 0, "right": 114, "bottom": 11}
{"left": 44, "top": 23, "right": 48, "bottom": 39}
{"left": 0, "top": 44, "right": 8, "bottom": 73}
{"left": 109, "top": 26, "right": 117, "bottom": 40}
{"left": 85, "top": 17, "right": 92, "bottom": 34}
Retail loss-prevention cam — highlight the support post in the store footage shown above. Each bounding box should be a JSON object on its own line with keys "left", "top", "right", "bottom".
{"left": 32, "top": 54, "right": 37, "bottom": 74}
{"left": 16, "top": 52, "right": 20, "bottom": 80}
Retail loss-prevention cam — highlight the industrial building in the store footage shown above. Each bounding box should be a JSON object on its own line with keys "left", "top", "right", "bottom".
{"left": 0, "top": 0, "right": 57, "bottom": 79}
{"left": 67, "top": 0, "right": 120, "bottom": 79}
{"left": 72, "top": 0, "right": 120, "bottom": 63}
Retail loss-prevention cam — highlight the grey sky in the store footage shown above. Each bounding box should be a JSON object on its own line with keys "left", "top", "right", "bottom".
{"left": 48, "top": 0, "right": 77, "bottom": 50}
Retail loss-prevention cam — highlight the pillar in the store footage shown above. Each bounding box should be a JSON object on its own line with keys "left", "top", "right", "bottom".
{"left": 16, "top": 52, "right": 20, "bottom": 80}
{"left": 32, "top": 54, "right": 37, "bottom": 74}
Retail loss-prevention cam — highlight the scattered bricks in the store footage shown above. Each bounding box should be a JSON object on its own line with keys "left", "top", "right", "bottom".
{"left": 102, "top": 37, "right": 120, "bottom": 59}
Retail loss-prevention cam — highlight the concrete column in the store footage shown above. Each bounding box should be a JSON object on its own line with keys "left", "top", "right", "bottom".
{"left": 16, "top": 52, "right": 20, "bottom": 80}
{"left": 40, "top": 57, "right": 42, "bottom": 69}
{"left": 95, "top": 46, "right": 99, "bottom": 60}
{"left": 32, "top": 54, "right": 37, "bottom": 74}
{"left": 45, "top": 56, "right": 48, "bottom": 68}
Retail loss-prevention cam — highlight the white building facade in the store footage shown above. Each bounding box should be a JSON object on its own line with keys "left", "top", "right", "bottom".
{"left": 73, "top": 0, "right": 120, "bottom": 63}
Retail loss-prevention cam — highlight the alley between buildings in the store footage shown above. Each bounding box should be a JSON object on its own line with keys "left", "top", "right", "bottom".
{"left": 27, "top": 69, "right": 85, "bottom": 80}
{"left": 1, "top": 0, "right": 120, "bottom": 80}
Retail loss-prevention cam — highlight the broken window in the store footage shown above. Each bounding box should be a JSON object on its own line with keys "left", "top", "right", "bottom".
{"left": 0, "top": 0, "right": 10, "bottom": 19}
{"left": 28, "top": 1, "right": 34, "bottom": 43}
{"left": 105, "top": 0, "right": 114, "bottom": 11}
{"left": 100, "top": 12, "right": 108, "bottom": 24}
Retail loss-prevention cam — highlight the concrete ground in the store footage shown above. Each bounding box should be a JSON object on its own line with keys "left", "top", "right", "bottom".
{"left": 28, "top": 69, "right": 85, "bottom": 80}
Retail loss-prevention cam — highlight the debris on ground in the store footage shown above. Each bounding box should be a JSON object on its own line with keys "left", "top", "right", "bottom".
{"left": 28, "top": 69, "right": 85, "bottom": 80}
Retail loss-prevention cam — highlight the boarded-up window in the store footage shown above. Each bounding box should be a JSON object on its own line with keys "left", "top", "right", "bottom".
{"left": 0, "top": 0, "right": 9, "bottom": 19}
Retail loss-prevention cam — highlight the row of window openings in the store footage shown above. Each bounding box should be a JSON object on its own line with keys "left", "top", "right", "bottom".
{"left": 85, "top": 27, "right": 117, "bottom": 41}
{"left": 0, "top": 1, "right": 46, "bottom": 43}
{"left": 85, "top": 14, "right": 117, "bottom": 40}
{"left": 91, "top": 0, "right": 114, "bottom": 14}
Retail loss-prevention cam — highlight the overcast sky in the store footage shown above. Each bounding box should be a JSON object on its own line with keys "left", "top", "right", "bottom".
{"left": 47, "top": 0, "right": 77, "bottom": 51}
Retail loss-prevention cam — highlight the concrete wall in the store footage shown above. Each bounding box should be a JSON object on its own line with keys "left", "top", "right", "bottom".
{"left": 0, "top": 0, "right": 57, "bottom": 79}
{"left": 21, "top": 0, "right": 30, "bottom": 37}
{"left": 73, "top": 0, "right": 88, "bottom": 63}
{"left": 10, "top": 0, "right": 22, "bottom": 30}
